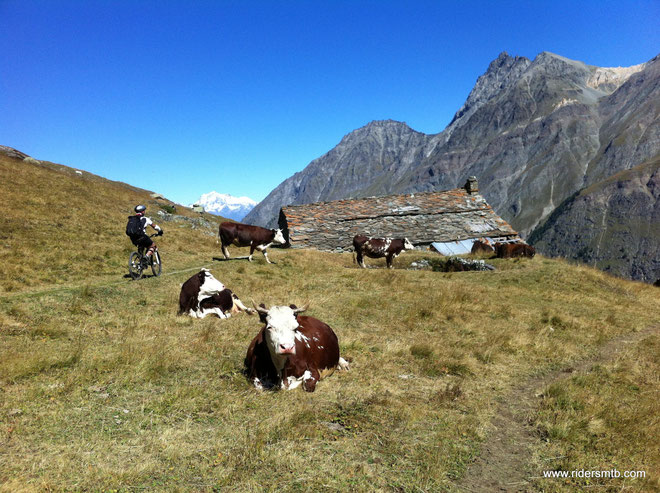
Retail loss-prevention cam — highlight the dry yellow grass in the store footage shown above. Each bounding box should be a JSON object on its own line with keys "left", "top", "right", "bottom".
{"left": 1, "top": 153, "right": 659, "bottom": 492}
{"left": 0, "top": 153, "right": 226, "bottom": 293}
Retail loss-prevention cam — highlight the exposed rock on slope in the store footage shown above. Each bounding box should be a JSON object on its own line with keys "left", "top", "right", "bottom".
{"left": 243, "top": 51, "right": 658, "bottom": 282}
{"left": 530, "top": 157, "right": 659, "bottom": 283}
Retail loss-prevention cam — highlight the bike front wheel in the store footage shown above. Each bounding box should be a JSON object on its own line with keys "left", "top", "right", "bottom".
{"left": 151, "top": 251, "right": 162, "bottom": 277}
{"left": 129, "top": 251, "right": 144, "bottom": 280}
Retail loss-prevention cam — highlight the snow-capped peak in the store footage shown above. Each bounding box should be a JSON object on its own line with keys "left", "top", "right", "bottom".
{"left": 191, "top": 191, "right": 257, "bottom": 221}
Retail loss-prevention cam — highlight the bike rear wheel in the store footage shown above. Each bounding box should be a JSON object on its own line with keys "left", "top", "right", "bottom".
{"left": 151, "top": 251, "right": 162, "bottom": 277}
{"left": 129, "top": 251, "right": 144, "bottom": 280}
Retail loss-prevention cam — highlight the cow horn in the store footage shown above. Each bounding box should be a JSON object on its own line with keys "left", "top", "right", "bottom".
{"left": 292, "top": 302, "right": 309, "bottom": 314}
{"left": 251, "top": 300, "right": 269, "bottom": 315}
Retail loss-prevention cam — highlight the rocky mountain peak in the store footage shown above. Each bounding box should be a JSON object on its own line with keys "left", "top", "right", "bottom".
{"left": 488, "top": 51, "right": 516, "bottom": 70}
{"left": 339, "top": 120, "right": 418, "bottom": 144}
{"left": 447, "top": 52, "right": 531, "bottom": 130}
{"left": 528, "top": 51, "right": 593, "bottom": 80}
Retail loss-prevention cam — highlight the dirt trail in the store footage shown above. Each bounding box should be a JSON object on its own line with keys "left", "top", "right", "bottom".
{"left": 455, "top": 325, "right": 659, "bottom": 492}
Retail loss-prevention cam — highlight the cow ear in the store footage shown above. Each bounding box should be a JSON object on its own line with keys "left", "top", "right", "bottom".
{"left": 289, "top": 304, "right": 297, "bottom": 310}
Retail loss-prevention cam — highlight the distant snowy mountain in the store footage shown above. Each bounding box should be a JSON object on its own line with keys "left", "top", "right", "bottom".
{"left": 191, "top": 192, "right": 256, "bottom": 221}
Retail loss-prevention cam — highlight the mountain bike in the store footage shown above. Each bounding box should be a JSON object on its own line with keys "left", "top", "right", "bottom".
{"left": 128, "top": 234, "right": 162, "bottom": 280}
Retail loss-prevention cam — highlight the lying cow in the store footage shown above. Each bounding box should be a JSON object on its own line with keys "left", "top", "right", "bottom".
{"left": 471, "top": 239, "right": 495, "bottom": 255}
{"left": 353, "top": 235, "right": 415, "bottom": 269}
{"left": 178, "top": 269, "right": 253, "bottom": 319}
{"left": 245, "top": 304, "right": 349, "bottom": 391}
{"left": 218, "top": 222, "right": 286, "bottom": 264}
{"left": 494, "top": 242, "right": 536, "bottom": 259}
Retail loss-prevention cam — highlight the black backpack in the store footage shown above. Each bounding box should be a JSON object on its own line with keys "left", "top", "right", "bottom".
{"left": 125, "top": 215, "right": 143, "bottom": 237}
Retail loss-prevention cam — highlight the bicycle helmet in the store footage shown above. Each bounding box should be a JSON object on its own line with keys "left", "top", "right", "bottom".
{"left": 134, "top": 204, "right": 146, "bottom": 214}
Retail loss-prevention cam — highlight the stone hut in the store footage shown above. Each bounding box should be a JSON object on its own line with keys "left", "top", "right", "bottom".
{"left": 278, "top": 178, "right": 520, "bottom": 251}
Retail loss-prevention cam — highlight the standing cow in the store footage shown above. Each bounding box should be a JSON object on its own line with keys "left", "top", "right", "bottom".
{"left": 245, "top": 304, "right": 350, "bottom": 392}
{"left": 178, "top": 269, "right": 253, "bottom": 319}
{"left": 218, "top": 222, "right": 285, "bottom": 264}
{"left": 353, "top": 235, "right": 415, "bottom": 269}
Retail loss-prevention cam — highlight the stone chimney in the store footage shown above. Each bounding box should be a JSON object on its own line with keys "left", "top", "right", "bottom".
{"left": 464, "top": 176, "right": 479, "bottom": 194}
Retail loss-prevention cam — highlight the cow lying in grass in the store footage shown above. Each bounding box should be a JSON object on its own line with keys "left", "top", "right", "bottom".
{"left": 353, "top": 235, "right": 415, "bottom": 269}
{"left": 471, "top": 239, "right": 495, "bottom": 255}
{"left": 494, "top": 242, "right": 536, "bottom": 258}
{"left": 178, "top": 269, "right": 253, "bottom": 319}
{"left": 245, "top": 304, "right": 349, "bottom": 391}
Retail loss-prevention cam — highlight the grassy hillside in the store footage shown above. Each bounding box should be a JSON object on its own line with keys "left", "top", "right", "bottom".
{"left": 0, "top": 151, "right": 228, "bottom": 292}
{"left": 1, "top": 152, "right": 659, "bottom": 492}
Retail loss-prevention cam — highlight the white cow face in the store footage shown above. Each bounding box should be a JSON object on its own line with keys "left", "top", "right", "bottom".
{"left": 263, "top": 306, "right": 299, "bottom": 356}
{"left": 272, "top": 229, "right": 286, "bottom": 245}
{"left": 198, "top": 269, "right": 225, "bottom": 298}
{"left": 403, "top": 238, "right": 415, "bottom": 250}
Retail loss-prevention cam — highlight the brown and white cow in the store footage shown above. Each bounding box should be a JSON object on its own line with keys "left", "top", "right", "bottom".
{"left": 245, "top": 304, "right": 349, "bottom": 392}
{"left": 471, "top": 238, "right": 495, "bottom": 255}
{"left": 494, "top": 242, "right": 536, "bottom": 259}
{"left": 218, "top": 222, "right": 286, "bottom": 264}
{"left": 353, "top": 235, "right": 415, "bottom": 269}
{"left": 178, "top": 269, "right": 253, "bottom": 319}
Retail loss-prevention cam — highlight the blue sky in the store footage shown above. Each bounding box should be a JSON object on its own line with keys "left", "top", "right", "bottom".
{"left": 2, "top": 1, "right": 658, "bottom": 205}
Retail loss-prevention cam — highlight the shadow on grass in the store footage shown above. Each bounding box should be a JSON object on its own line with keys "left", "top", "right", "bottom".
{"left": 123, "top": 273, "right": 160, "bottom": 280}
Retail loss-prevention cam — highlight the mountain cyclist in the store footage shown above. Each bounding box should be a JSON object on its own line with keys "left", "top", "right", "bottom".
{"left": 126, "top": 205, "right": 163, "bottom": 264}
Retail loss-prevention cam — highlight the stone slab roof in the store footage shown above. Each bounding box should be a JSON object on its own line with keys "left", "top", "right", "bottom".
{"left": 279, "top": 181, "right": 519, "bottom": 251}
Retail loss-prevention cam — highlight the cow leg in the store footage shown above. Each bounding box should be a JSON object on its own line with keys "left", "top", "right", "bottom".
{"left": 255, "top": 243, "right": 274, "bottom": 263}
{"left": 356, "top": 251, "right": 366, "bottom": 268}
{"left": 221, "top": 244, "right": 230, "bottom": 259}
{"left": 231, "top": 294, "right": 255, "bottom": 314}
{"left": 261, "top": 245, "right": 273, "bottom": 263}
{"left": 337, "top": 357, "right": 350, "bottom": 371}
{"left": 248, "top": 243, "right": 257, "bottom": 262}
{"left": 386, "top": 254, "right": 394, "bottom": 269}
{"left": 302, "top": 369, "right": 320, "bottom": 392}
{"left": 255, "top": 244, "right": 271, "bottom": 263}
{"left": 199, "top": 307, "right": 228, "bottom": 319}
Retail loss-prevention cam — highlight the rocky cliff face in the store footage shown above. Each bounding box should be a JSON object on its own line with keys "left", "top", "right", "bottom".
{"left": 530, "top": 157, "right": 659, "bottom": 283}
{"left": 243, "top": 51, "right": 659, "bottom": 282}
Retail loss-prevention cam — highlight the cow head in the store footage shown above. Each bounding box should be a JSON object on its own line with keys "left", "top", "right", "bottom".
{"left": 254, "top": 303, "right": 307, "bottom": 357}
{"left": 198, "top": 269, "right": 225, "bottom": 298}
{"left": 403, "top": 238, "right": 415, "bottom": 250}
{"left": 271, "top": 229, "right": 286, "bottom": 245}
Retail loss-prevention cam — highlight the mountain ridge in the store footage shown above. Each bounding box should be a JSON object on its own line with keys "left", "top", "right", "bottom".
{"left": 243, "top": 51, "right": 659, "bottom": 282}
{"left": 192, "top": 191, "right": 256, "bottom": 221}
